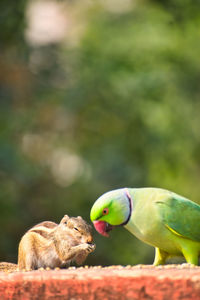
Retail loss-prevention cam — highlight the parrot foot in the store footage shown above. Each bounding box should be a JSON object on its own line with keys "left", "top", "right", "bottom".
{"left": 181, "top": 249, "right": 198, "bottom": 265}
{"left": 153, "top": 247, "right": 168, "bottom": 266}
{"left": 179, "top": 239, "right": 199, "bottom": 266}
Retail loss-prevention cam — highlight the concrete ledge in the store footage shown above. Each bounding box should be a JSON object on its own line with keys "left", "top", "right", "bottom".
{"left": 0, "top": 265, "right": 200, "bottom": 300}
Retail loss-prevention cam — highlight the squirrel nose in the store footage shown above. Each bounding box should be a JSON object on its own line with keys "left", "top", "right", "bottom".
{"left": 87, "top": 236, "right": 93, "bottom": 243}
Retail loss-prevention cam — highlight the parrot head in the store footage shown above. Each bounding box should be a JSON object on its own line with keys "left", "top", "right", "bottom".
{"left": 90, "top": 188, "right": 132, "bottom": 237}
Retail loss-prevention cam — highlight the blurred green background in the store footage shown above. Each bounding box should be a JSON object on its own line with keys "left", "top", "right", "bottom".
{"left": 1, "top": 0, "right": 200, "bottom": 266}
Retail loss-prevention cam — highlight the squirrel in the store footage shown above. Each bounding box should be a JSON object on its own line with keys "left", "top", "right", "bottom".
{"left": 0, "top": 215, "right": 95, "bottom": 272}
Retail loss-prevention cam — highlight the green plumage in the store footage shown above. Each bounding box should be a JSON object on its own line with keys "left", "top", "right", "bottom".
{"left": 157, "top": 196, "right": 200, "bottom": 242}
{"left": 90, "top": 187, "right": 200, "bottom": 265}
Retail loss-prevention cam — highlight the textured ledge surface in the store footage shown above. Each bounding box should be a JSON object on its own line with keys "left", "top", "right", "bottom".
{"left": 0, "top": 265, "right": 200, "bottom": 300}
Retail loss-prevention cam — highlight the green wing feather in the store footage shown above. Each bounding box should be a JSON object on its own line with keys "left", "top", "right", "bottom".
{"left": 156, "top": 194, "right": 200, "bottom": 242}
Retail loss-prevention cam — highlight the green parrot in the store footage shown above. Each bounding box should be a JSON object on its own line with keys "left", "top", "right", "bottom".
{"left": 90, "top": 187, "right": 200, "bottom": 265}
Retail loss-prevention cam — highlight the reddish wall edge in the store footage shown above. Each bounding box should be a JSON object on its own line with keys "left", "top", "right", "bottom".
{"left": 0, "top": 265, "right": 199, "bottom": 300}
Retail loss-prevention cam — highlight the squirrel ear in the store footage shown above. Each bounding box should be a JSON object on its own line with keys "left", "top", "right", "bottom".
{"left": 60, "top": 215, "right": 70, "bottom": 224}
{"left": 77, "top": 216, "right": 83, "bottom": 219}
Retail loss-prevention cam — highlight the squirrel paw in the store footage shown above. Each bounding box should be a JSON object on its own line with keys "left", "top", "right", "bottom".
{"left": 81, "top": 243, "right": 96, "bottom": 253}
{"left": 86, "top": 243, "right": 96, "bottom": 253}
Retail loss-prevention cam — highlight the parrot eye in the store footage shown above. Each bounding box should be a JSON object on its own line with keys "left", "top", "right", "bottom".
{"left": 102, "top": 208, "right": 109, "bottom": 215}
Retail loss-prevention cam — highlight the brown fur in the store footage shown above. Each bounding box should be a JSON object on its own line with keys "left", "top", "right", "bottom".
{"left": 20, "top": 215, "right": 95, "bottom": 271}
{"left": 33, "top": 221, "right": 57, "bottom": 229}
{"left": 0, "top": 215, "right": 95, "bottom": 272}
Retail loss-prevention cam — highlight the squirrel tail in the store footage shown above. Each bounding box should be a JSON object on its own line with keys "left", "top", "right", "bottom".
{"left": 0, "top": 262, "right": 18, "bottom": 272}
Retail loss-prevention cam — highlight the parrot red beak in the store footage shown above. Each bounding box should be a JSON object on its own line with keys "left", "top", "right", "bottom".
{"left": 93, "top": 221, "right": 114, "bottom": 237}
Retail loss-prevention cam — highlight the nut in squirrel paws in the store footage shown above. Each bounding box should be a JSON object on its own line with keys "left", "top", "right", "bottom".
{"left": 82, "top": 243, "right": 96, "bottom": 253}
{"left": 88, "top": 243, "right": 96, "bottom": 252}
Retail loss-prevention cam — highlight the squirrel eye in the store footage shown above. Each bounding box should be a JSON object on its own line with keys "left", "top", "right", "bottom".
{"left": 74, "top": 227, "right": 79, "bottom": 231}
{"left": 102, "top": 208, "right": 109, "bottom": 215}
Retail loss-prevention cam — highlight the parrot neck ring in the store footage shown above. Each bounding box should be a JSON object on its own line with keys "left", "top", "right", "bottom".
{"left": 119, "top": 188, "right": 133, "bottom": 226}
